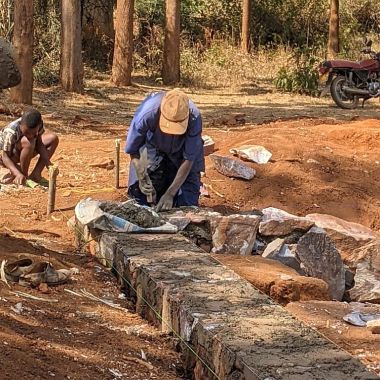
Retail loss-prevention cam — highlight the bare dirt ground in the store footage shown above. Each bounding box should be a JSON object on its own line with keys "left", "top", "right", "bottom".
{"left": 0, "top": 78, "right": 380, "bottom": 378}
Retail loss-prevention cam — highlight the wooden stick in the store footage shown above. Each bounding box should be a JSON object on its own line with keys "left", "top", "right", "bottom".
{"left": 115, "top": 139, "right": 121, "bottom": 189}
{"left": 47, "top": 165, "right": 59, "bottom": 215}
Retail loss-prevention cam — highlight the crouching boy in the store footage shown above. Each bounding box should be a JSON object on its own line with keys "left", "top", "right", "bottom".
{"left": 0, "top": 108, "right": 59, "bottom": 185}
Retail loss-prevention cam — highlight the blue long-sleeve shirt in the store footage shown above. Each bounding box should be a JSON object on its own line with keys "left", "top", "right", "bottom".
{"left": 125, "top": 92, "right": 205, "bottom": 186}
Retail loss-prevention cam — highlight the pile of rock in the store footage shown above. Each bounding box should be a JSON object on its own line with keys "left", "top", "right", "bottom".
{"left": 163, "top": 207, "right": 379, "bottom": 304}
{"left": 0, "top": 38, "right": 21, "bottom": 90}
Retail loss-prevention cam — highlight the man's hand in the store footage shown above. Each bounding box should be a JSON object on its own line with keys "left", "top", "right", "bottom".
{"left": 14, "top": 172, "right": 26, "bottom": 185}
{"left": 132, "top": 157, "right": 156, "bottom": 202}
{"left": 139, "top": 174, "right": 156, "bottom": 198}
{"left": 155, "top": 192, "right": 174, "bottom": 212}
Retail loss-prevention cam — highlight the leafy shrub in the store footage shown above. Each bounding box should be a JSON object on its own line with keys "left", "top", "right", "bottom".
{"left": 275, "top": 48, "right": 320, "bottom": 96}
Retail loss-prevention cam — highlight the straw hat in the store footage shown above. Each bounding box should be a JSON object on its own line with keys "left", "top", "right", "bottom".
{"left": 159, "top": 89, "right": 190, "bottom": 135}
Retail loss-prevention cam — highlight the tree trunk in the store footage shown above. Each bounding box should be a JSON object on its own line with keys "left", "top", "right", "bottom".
{"left": 327, "top": 0, "right": 339, "bottom": 59}
{"left": 10, "top": 0, "right": 34, "bottom": 105}
{"left": 111, "top": 0, "right": 134, "bottom": 86}
{"left": 162, "top": 0, "right": 180, "bottom": 85}
{"left": 241, "top": 0, "right": 251, "bottom": 53}
{"left": 82, "top": 0, "right": 115, "bottom": 68}
{"left": 60, "top": 0, "right": 83, "bottom": 93}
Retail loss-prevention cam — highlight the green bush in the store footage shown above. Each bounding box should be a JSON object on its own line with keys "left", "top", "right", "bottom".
{"left": 275, "top": 48, "right": 320, "bottom": 96}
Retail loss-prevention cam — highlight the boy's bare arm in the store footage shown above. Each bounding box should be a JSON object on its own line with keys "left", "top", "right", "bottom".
{"left": 1, "top": 151, "right": 25, "bottom": 184}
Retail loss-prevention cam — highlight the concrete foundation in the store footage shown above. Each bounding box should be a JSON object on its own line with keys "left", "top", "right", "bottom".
{"left": 92, "top": 232, "right": 378, "bottom": 380}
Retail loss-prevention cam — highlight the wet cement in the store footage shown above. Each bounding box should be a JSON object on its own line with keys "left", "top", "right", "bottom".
{"left": 99, "top": 200, "right": 165, "bottom": 228}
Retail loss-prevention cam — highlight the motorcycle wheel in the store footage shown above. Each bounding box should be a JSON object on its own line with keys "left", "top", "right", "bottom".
{"left": 330, "top": 76, "right": 359, "bottom": 109}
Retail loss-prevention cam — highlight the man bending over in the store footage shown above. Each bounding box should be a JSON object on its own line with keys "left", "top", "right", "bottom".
{"left": 125, "top": 89, "right": 205, "bottom": 212}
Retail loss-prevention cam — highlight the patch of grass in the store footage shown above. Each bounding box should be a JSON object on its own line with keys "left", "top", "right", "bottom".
{"left": 180, "top": 40, "right": 292, "bottom": 90}
{"left": 275, "top": 48, "right": 321, "bottom": 96}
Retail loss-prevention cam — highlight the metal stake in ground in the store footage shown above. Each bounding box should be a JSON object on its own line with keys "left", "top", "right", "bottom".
{"left": 115, "top": 139, "right": 121, "bottom": 189}
{"left": 47, "top": 165, "right": 59, "bottom": 215}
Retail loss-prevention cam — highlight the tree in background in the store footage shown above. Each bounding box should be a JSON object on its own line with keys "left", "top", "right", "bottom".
{"left": 111, "top": 0, "right": 134, "bottom": 86}
{"left": 82, "top": 0, "right": 115, "bottom": 69}
{"left": 162, "top": 0, "right": 180, "bottom": 84}
{"left": 241, "top": 0, "right": 251, "bottom": 53}
{"left": 10, "top": 0, "right": 34, "bottom": 104}
{"left": 60, "top": 0, "right": 83, "bottom": 92}
{"left": 328, "top": 0, "right": 339, "bottom": 58}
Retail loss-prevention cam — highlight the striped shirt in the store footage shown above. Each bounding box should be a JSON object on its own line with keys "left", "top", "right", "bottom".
{"left": 0, "top": 118, "right": 45, "bottom": 153}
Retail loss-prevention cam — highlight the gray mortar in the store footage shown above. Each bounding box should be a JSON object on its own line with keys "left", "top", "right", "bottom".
{"left": 94, "top": 232, "right": 378, "bottom": 380}
{"left": 99, "top": 200, "right": 165, "bottom": 228}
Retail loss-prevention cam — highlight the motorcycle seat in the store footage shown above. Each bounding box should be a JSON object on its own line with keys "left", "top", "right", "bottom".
{"left": 327, "top": 59, "right": 378, "bottom": 70}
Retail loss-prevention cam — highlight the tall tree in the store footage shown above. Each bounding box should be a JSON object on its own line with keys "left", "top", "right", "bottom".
{"left": 82, "top": 0, "right": 115, "bottom": 68}
{"left": 241, "top": 0, "right": 251, "bottom": 53}
{"left": 162, "top": 0, "right": 180, "bottom": 85}
{"left": 60, "top": 0, "right": 83, "bottom": 93}
{"left": 327, "top": 0, "right": 339, "bottom": 58}
{"left": 10, "top": 0, "right": 34, "bottom": 105}
{"left": 111, "top": 0, "right": 134, "bottom": 86}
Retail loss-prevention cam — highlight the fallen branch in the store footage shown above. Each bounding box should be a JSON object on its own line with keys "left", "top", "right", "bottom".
{"left": 10, "top": 291, "right": 58, "bottom": 303}
{"left": 0, "top": 260, "right": 10, "bottom": 288}
{"left": 64, "top": 288, "right": 126, "bottom": 311}
{"left": 204, "top": 184, "right": 225, "bottom": 198}
{"left": 124, "top": 356, "right": 155, "bottom": 372}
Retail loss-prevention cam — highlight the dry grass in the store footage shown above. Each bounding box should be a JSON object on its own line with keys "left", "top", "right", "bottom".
{"left": 0, "top": 0, "right": 13, "bottom": 39}
{"left": 180, "top": 40, "right": 294, "bottom": 90}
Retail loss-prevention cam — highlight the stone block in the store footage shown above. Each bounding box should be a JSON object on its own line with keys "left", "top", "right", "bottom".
{"left": 91, "top": 233, "right": 375, "bottom": 379}
{"left": 210, "top": 214, "right": 261, "bottom": 255}
{"left": 218, "top": 254, "right": 329, "bottom": 305}
{"left": 306, "top": 213, "right": 377, "bottom": 261}
{"left": 297, "top": 227, "right": 345, "bottom": 301}
{"left": 210, "top": 154, "right": 256, "bottom": 180}
{"left": 349, "top": 242, "right": 380, "bottom": 303}
{"left": 0, "top": 38, "right": 21, "bottom": 89}
{"left": 259, "top": 207, "right": 314, "bottom": 237}
{"left": 367, "top": 320, "right": 380, "bottom": 334}
{"left": 262, "top": 238, "right": 302, "bottom": 273}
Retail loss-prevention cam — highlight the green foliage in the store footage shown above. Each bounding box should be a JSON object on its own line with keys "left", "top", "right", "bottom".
{"left": 33, "top": 0, "right": 61, "bottom": 86}
{"left": 1, "top": 0, "right": 380, "bottom": 89}
{"left": 275, "top": 48, "right": 320, "bottom": 96}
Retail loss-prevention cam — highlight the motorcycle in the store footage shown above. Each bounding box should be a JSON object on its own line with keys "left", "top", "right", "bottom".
{"left": 319, "top": 38, "right": 380, "bottom": 109}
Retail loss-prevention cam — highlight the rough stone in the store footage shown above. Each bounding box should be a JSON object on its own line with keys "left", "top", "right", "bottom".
{"left": 259, "top": 207, "right": 314, "bottom": 237}
{"left": 219, "top": 254, "right": 329, "bottom": 305}
{"left": 210, "top": 154, "right": 256, "bottom": 180}
{"left": 161, "top": 208, "right": 219, "bottom": 231}
{"left": 367, "top": 320, "right": 380, "bottom": 334}
{"left": 262, "top": 238, "right": 303, "bottom": 273}
{"left": 306, "top": 213, "right": 377, "bottom": 261}
{"left": 297, "top": 227, "right": 345, "bottom": 301}
{"left": 349, "top": 242, "right": 380, "bottom": 303}
{"left": 0, "top": 38, "right": 21, "bottom": 89}
{"left": 230, "top": 145, "right": 272, "bottom": 164}
{"left": 93, "top": 233, "right": 374, "bottom": 379}
{"left": 349, "top": 261, "right": 380, "bottom": 303}
{"left": 346, "top": 240, "right": 380, "bottom": 269}
{"left": 202, "top": 135, "right": 215, "bottom": 156}
{"left": 161, "top": 208, "right": 218, "bottom": 251}
{"left": 210, "top": 214, "right": 261, "bottom": 255}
